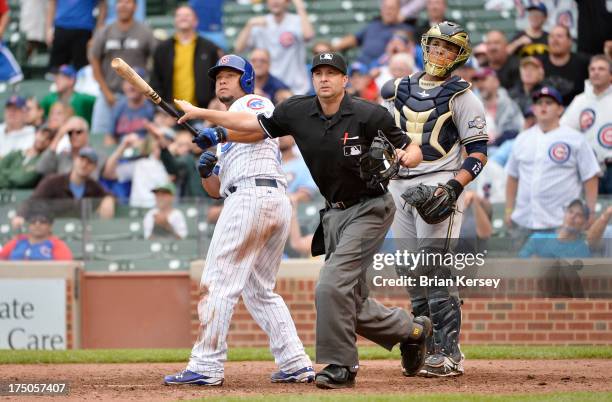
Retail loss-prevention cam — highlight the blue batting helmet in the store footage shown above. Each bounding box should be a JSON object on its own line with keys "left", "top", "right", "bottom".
{"left": 208, "top": 54, "right": 255, "bottom": 94}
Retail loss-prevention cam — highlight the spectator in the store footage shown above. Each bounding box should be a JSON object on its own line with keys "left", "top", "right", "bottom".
{"left": 399, "top": 0, "right": 426, "bottom": 24}
{"left": 189, "top": 0, "right": 226, "bottom": 50}
{"left": 13, "top": 147, "right": 114, "bottom": 228}
{"left": 514, "top": 0, "right": 577, "bottom": 39}
{"left": 505, "top": 87, "right": 600, "bottom": 244}
{"left": 414, "top": 0, "right": 446, "bottom": 42}
{"left": 587, "top": 205, "right": 612, "bottom": 257}
{"left": 0, "top": 0, "right": 23, "bottom": 84}
{"left": 47, "top": 101, "right": 74, "bottom": 133}
{"left": 46, "top": 0, "right": 107, "bottom": 70}
{"left": 605, "top": 40, "right": 612, "bottom": 61}
{"left": 0, "top": 96, "right": 35, "bottom": 158}
{"left": 374, "top": 52, "right": 415, "bottom": 91}
{"left": 507, "top": 2, "right": 548, "bottom": 57}
{"left": 508, "top": 56, "right": 545, "bottom": 113}
{"left": 149, "top": 124, "right": 206, "bottom": 198}
{"left": 37, "top": 116, "right": 99, "bottom": 177}
{"left": 540, "top": 25, "right": 589, "bottom": 106}
{"left": 19, "top": 0, "right": 48, "bottom": 59}
{"left": 0, "top": 212, "right": 72, "bottom": 261}
{"left": 575, "top": 0, "right": 612, "bottom": 57}
{"left": 235, "top": 0, "right": 314, "bottom": 95}
{"left": 102, "top": 133, "right": 169, "bottom": 207}
{"left": 334, "top": 0, "right": 412, "bottom": 67}
{"left": 456, "top": 190, "right": 493, "bottom": 254}
{"left": 89, "top": 0, "right": 156, "bottom": 136}
{"left": 105, "top": 0, "right": 145, "bottom": 23}
{"left": 347, "top": 62, "right": 379, "bottom": 102}
{"left": 250, "top": 48, "right": 292, "bottom": 105}
{"left": 106, "top": 70, "right": 155, "bottom": 146}
{"left": 484, "top": 30, "right": 520, "bottom": 90}
{"left": 151, "top": 5, "right": 220, "bottom": 109}
{"left": 0, "top": 125, "right": 52, "bottom": 189}
{"left": 25, "top": 97, "right": 45, "bottom": 128}
{"left": 472, "top": 67, "right": 524, "bottom": 145}
{"left": 286, "top": 198, "right": 313, "bottom": 258}
{"left": 561, "top": 55, "right": 612, "bottom": 194}
{"left": 40, "top": 65, "right": 96, "bottom": 126}
{"left": 279, "top": 136, "right": 318, "bottom": 204}
{"left": 473, "top": 43, "right": 488, "bottom": 67}
{"left": 143, "top": 182, "right": 187, "bottom": 240}
{"left": 519, "top": 199, "right": 592, "bottom": 258}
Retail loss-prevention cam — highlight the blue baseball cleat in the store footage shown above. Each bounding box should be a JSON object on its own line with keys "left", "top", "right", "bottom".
{"left": 164, "top": 370, "right": 224, "bottom": 386}
{"left": 270, "top": 366, "right": 315, "bottom": 383}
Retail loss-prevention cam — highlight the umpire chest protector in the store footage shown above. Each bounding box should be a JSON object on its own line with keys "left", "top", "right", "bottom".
{"left": 383, "top": 72, "right": 469, "bottom": 162}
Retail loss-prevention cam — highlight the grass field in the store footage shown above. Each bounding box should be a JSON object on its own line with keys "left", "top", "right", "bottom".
{"left": 188, "top": 392, "right": 612, "bottom": 402}
{"left": 1, "top": 345, "right": 612, "bottom": 364}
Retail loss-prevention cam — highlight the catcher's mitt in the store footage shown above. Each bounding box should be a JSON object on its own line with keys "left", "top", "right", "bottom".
{"left": 401, "top": 183, "right": 458, "bottom": 224}
{"left": 360, "top": 130, "right": 399, "bottom": 190}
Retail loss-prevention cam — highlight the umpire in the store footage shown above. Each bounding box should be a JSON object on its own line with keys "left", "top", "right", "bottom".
{"left": 176, "top": 52, "right": 430, "bottom": 389}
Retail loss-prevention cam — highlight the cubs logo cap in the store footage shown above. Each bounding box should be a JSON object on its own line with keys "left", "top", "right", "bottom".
{"left": 532, "top": 86, "right": 562, "bottom": 105}
{"left": 311, "top": 52, "right": 347, "bottom": 75}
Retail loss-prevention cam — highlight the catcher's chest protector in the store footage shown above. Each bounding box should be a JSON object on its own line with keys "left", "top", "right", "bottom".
{"left": 393, "top": 72, "right": 469, "bottom": 162}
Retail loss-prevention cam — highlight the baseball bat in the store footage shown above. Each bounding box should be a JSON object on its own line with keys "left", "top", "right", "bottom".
{"left": 110, "top": 57, "right": 199, "bottom": 137}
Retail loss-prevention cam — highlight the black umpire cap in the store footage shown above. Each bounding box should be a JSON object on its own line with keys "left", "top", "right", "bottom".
{"left": 311, "top": 52, "right": 348, "bottom": 75}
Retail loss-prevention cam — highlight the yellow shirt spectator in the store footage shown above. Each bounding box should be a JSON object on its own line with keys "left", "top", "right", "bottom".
{"left": 173, "top": 36, "right": 197, "bottom": 105}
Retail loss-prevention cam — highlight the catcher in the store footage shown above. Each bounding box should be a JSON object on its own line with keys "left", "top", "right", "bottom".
{"left": 381, "top": 21, "right": 488, "bottom": 377}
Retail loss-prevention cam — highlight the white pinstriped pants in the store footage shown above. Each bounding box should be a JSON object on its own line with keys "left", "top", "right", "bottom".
{"left": 187, "top": 185, "right": 312, "bottom": 378}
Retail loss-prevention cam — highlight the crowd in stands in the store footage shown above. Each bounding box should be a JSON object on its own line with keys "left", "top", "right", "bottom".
{"left": 1, "top": 0, "right": 612, "bottom": 262}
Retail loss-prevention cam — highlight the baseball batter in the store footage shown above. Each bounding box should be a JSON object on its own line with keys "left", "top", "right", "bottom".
{"left": 164, "top": 55, "right": 313, "bottom": 386}
{"left": 381, "top": 21, "right": 488, "bottom": 377}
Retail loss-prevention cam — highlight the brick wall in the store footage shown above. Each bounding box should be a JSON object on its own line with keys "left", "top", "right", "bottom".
{"left": 189, "top": 278, "right": 612, "bottom": 347}
{"left": 66, "top": 280, "right": 73, "bottom": 349}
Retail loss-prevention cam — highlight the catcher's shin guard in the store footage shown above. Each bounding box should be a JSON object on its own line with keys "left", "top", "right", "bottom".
{"left": 429, "top": 293, "right": 462, "bottom": 362}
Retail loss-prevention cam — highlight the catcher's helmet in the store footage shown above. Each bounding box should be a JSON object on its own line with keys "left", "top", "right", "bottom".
{"left": 208, "top": 54, "right": 255, "bottom": 94}
{"left": 360, "top": 131, "right": 399, "bottom": 191}
{"left": 421, "top": 21, "right": 471, "bottom": 78}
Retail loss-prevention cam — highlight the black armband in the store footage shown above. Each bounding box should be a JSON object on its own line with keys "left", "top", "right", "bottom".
{"left": 461, "top": 156, "right": 484, "bottom": 179}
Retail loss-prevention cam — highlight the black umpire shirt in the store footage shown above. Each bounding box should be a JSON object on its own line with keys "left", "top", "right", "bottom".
{"left": 258, "top": 92, "right": 409, "bottom": 203}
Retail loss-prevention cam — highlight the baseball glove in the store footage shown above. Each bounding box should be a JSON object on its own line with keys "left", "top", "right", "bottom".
{"left": 401, "top": 183, "right": 458, "bottom": 224}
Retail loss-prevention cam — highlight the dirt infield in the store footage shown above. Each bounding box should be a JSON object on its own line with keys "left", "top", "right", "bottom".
{"left": 1, "top": 360, "right": 612, "bottom": 401}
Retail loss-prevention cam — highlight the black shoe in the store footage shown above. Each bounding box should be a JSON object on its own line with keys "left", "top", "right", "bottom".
{"left": 314, "top": 364, "right": 356, "bottom": 389}
{"left": 401, "top": 316, "right": 433, "bottom": 377}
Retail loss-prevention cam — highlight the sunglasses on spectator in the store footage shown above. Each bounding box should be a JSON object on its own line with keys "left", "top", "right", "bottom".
{"left": 68, "top": 129, "right": 86, "bottom": 136}
{"left": 29, "top": 218, "right": 51, "bottom": 224}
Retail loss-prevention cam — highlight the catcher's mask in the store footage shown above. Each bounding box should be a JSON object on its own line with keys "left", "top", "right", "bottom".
{"left": 360, "top": 130, "right": 399, "bottom": 191}
{"left": 421, "top": 21, "right": 471, "bottom": 78}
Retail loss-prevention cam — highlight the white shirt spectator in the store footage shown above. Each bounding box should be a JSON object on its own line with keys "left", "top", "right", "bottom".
{"left": 561, "top": 81, "right": 612, "bottom": 166}
{"left": 143, "top": 208, "right": 187, "bottom": 239}
{"left": 0, "top": 124, "right": 35, "bottom": 157}
{"left": 506, "top": 124, "right": 600, "bottom": 229}
{"left": 248, "top": 14, "right": 310, "bottom": 95}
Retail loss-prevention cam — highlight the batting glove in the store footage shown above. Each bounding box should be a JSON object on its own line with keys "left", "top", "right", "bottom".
{"left": 193, "top": 126, "right": 228, "bottom": 150}
{"left": 198, "top": 151, "right": 218, "bottom": 178}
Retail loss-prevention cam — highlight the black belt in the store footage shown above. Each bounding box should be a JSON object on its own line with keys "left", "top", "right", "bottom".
{"left": 227, "top": 178, "right": 278, "bottom": 194}
{"left": 326, "top": 194, "right": 382, "bottom": 210}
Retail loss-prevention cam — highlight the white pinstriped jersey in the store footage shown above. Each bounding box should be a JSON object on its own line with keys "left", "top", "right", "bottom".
{"left": 216, "top": 94, "right": 287, "bottom": 195}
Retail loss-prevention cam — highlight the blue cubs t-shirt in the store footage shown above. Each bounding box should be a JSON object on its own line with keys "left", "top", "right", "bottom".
{"left": 110, "top": 98, "right": 155, "bottom": 141}
{"left": 9, "top": 239, "right": 54, "bottom": 260}
{"left": 55, "top": 0, "right": 99, "bottom": 31}
{"left": 519, "top": 232, "right": 592, "bottom": 259}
